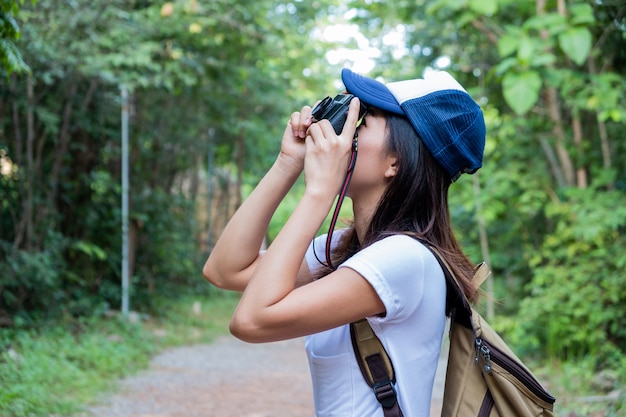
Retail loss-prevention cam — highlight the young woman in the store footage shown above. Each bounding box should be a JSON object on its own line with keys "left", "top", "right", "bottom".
{"left": 203, "top": 68, "right": 486, "bottom": 417}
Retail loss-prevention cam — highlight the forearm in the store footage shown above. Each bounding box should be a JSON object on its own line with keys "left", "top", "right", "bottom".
{"left": 230, "top": 187, "right": 336, "bottom": 334}
{"left": 203, "top": 156, "right": 302, "bottom": 290}
{"left": 227, "top": 98, "right": 363, "bottom": 341}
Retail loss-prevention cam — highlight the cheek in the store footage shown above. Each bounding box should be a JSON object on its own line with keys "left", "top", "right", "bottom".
{"left": 351, "top": 147, "right": 389, "bottom": 187}
{"left": 350, "top": 123, "right": 389, "bottom": 189}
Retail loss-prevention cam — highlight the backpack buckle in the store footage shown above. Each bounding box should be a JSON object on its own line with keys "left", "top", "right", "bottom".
{"left": 373, "top": 380, "right": 397, "bottom": 409}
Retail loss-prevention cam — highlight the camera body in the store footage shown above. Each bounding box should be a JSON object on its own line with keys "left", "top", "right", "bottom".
{"left": 311, "top": 94, "right": 367, "bottom": 134}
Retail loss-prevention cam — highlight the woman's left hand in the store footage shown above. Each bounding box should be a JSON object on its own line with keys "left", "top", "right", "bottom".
{"left": 303, "top": 97, "right": 361, "bottom": 197}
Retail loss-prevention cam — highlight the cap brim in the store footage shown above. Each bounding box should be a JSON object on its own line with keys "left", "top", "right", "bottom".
{"left": 341, "top": 69, "right": 403, "bottom": 115}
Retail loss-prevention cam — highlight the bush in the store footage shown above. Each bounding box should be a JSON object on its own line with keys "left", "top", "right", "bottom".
{"left": 509, "top": 187, "right": 626, "bottom": 366}
{"left": 0, "top": 317, "right": 154, "bottom": 416}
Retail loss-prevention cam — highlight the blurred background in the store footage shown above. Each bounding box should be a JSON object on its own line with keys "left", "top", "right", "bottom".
{"left": 1, "top": 0, "right": 625, "bottom": 416}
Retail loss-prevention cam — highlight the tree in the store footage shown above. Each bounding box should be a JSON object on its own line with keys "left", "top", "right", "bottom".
{"left": 0, "top": 0, "right": 342, "bottom": 320}
{"left": 0, "top": 0, "right": 36, "bottom": 75}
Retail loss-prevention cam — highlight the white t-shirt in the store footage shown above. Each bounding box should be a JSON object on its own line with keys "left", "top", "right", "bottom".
{"left": 304, "top": 233, "right": 447, "bottom": 417}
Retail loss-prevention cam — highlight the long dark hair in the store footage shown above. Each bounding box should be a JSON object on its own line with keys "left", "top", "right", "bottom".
{"left": 318, "top": 108, "right": 478, "bottom": 304}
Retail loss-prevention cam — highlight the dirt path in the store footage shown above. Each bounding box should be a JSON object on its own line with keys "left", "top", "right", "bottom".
{"left": 85, "top": 335, "right": 447, "bottom": 417}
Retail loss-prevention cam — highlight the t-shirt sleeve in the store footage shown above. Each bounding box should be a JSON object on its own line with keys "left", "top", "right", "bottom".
{"left": 305, "top": 231, "right": 346, "bottom": 276}
{"left": 340, "top": 235, "right": 433, "bottom": 323}
{"left": 305, "top": 234, "right": 327, "bottom": 273}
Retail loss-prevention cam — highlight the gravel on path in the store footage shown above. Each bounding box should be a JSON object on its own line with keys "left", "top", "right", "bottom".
{"left": 85, "top": 334, "right": 448, "bottom": 417}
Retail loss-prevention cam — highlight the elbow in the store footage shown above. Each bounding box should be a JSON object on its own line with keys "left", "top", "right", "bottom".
{"left": 229, "top": 319, "right": 251, "bottom": 342}
{"left": 202, "top": 256, "right": 249, "bottom": 291}
{"left": 202, "top": 260, "right": 222, "bottom": 287}
{"left": 229, "top": 313, "right": 270, "bottom": 344}
{"left": 202, "top": 260, "right": 220, "bottom": 286}
{"left": 202, "top": 258, "right": 230, "bottom": 290}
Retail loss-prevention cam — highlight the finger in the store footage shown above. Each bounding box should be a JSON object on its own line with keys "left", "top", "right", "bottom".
{"left": 339, "top": 97, "right": 362, "bottom": 138}
{"left": 298, "top": 106, "right": 313, "bottom": 138}
{"left": 309, "top": 118, "right": 341, "bottom": 143}
{"left": 290, "top": 111, "right": 301, "bottom": 138}
{"left": 306, "top": 120, "right": 324, "bottom": 143}
{"left": 317, "top": 119, "right": 340, "bottom": 142}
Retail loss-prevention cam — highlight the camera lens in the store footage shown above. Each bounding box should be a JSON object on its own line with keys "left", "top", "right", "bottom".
{"left": 311, "top": 96, "right": 333, "bottom": 121}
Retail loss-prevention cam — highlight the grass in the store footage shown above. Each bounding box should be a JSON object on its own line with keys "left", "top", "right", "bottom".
{"left": 0, "top": 288, "right": 240, "bottom": 417}
{"left": 538, "top": 357, "right": 626, "bottom": 417}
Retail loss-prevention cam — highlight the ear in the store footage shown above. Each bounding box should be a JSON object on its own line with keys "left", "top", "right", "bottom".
{"left": 384, "top": 155, "right": 398, "bottom": 179}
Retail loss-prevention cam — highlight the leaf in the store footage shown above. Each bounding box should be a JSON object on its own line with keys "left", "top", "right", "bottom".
{"left": 524, "top": 13, "right": 568, "bottom": 35}
{"left": 0, "top": 38, "right": 30, "bottom": 74}
{"left": 517, "top": 36, "right": 535, "bottom": 62}
{"left": 426, "top": 0, "right": 465, "bottom": 15}
{"left": 468, "top": 0, "right": 498, "bottom": 16}
{"left": 497, "top": 34, "right": 519, "bottom": 58}
{"left": 558, "top": 27, "right": 592, "bottom": 66}
{"left": 570, "top": 3, "right": 595, "bottom": 25}
{"left": 72, "top": 241, "right": 107, "bottom": 261}
{"left": 530, "top": 53, "right": 556, "bottom": 67}
{"left": 502, "top": 70, "right": 542, "bottom": 115}
{"left": 1, "top": 11, "right": 21, "bottom": 36}
{"left": 494, "top": 57, "right": 518, "bottom": 76}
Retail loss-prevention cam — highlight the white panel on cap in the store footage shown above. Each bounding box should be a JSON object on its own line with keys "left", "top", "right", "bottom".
{"left": 386, "top": 71, "right": 467, "bottom": 105}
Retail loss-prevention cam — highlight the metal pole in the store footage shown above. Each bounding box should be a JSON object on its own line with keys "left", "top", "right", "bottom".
{"left": 121, "top": 86, "right": 130, "bottom": 317}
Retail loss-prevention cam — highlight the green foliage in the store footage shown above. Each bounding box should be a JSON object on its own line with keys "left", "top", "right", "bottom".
{"left": 0, "top": 0, "right": 36, "bottom": 74}
{"left": 492, "top": 2, "right": 598, "bottom": 114}
{"left": 0, "top": 318, "right": 155, "bottom": 416}
{"left": 0, "top": 232, "right": 66, "bottom": 320}
{"left": 537, "top": 357, "right": 626, "bottom": 417}
{"left": 130, "top": 189, "right": 203, "bottom": 307}
{"left": 508, "top": 186, "right": 626, "bottom": 364}
{"left": 0, "top": 0, "right": 339, "bottom": 322}
{"left": 0, "top": 290, "right": 239, "bottom": 416}
{"left": 501, "top": 70, "right": 542, "bottom": 115}
{"left": 0, "top": 38, "right": 27, "bottom": 74}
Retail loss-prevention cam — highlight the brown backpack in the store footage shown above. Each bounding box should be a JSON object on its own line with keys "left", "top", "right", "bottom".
{"left": 350, "top": 245, "right": 556, "bottom": 417}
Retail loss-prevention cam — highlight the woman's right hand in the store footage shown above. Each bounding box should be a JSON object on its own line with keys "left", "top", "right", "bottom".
{"left": 278, "top": 105, "right": 314, "bottom": 174}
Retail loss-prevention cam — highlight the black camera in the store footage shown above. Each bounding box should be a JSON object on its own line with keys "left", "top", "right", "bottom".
{"left": 311, "top": 94, "right": 367, "bottom": 135}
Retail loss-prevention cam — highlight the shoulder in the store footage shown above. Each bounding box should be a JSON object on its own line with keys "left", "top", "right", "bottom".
{"left": 341, "top": 235, "right": 444, "bottom": 319}
{"left": 350, "top": 234, "right": 436, "bottom": 267}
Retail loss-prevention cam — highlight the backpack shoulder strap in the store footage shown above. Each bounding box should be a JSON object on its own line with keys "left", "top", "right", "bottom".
{"left": 350, "top": 319, "right": 404, "bottom": 417}
{"left": 421, "top": 243, "right": 491, "bottom": 326}
{"left": 350, "top": 238, "right": 490, "bottom": 416}
{"left": 473, "top": 261, "right": 490, "bottom": 289}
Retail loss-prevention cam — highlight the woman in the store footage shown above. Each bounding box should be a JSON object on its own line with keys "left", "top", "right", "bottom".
{"left": 203, "top": 68, "right": 486, "bottom": 417}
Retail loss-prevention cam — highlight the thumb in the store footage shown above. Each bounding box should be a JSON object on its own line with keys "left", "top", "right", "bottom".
{"left": 340, "top": 97, "right": 363, "bottom": 139}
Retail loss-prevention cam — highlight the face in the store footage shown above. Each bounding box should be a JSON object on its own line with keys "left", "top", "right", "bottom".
{"left": 347, "top": 113, "right": 397, "bottom": 201}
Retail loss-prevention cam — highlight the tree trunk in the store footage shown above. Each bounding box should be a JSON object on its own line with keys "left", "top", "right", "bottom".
{"left": 571, "top": 115, "right": 588, "bottom": 189}
{"left": 588, "top": 55, "right": 614, "bottom": 190}
{"left": 14, "top": 77, "right": 37, "bottom": 251}
{"left": 10, "top": 91, "right": 24, "bottom": 249}
{"left": 538, "top": 136, "right": 566, "bottom": 190}
{"left": 48, "top": 82, "right": 78, "bottom": 209}
{"left": 596, "top": 115, "right": 612, "bottom": 188}
{"left": 537, "top": 0, "right": 576, "bottom": 188}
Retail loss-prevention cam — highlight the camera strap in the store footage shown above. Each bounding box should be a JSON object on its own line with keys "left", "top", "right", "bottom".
{"left": 322, "top": 133, "right": 358, "bottom": 270}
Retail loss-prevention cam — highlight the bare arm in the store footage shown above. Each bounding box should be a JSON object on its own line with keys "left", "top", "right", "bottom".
{"left": 229, "top": 98, "right": 386, "bottom": 343}
{"left": 202, "top": 107, "right": 313, "bottom": 291}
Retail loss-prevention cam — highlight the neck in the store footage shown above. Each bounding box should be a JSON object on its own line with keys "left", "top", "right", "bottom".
{"left": 351, "top": 195, "right": 379, "bottom": 244}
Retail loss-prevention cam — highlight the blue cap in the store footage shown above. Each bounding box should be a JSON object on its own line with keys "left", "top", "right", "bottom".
{"left": 341, "top": 68, "right": 486, "bottom": 181}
